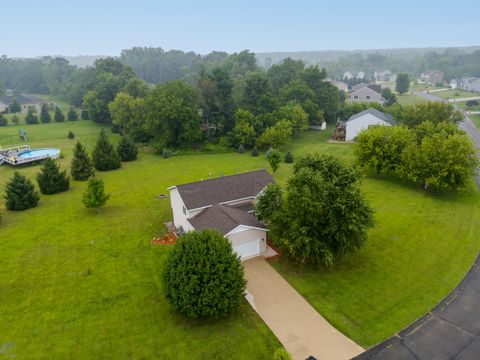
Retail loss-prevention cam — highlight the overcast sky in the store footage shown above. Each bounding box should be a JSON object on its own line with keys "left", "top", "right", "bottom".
{"left": 3, "top": 0, "right": 479, "bottom": 57}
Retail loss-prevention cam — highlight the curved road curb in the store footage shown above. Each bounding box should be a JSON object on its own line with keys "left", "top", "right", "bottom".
{"left": 353, "top": 255, "right": 480, "bottom": 359}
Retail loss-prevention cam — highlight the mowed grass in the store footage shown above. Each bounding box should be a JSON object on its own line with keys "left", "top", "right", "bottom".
{"left": 469, "top": 114, "right": 480, "bottom": 129}
{"left": 434, "top": 89, "right": 479, "bottom": 100}
{"left": 1, "top": 121, "right": 480, "bottom": 354}
{"left": 396, "top": 93, "right": 429, "bottom": 106}
{"left": 455, "top": 101, "right": 480, "bottom": 112}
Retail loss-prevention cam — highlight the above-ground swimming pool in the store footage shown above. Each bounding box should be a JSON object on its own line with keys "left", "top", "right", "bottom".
{"left": 17, "top": 148, "right": 61, "bottom": 160}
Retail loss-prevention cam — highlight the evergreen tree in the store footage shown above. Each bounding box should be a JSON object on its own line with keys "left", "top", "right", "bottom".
{"left": 4, "top": 172, "right": 40, "bottom": 211}
{"left": 83, "top": 178, "right": 110, "bottom": 210}
{"left": 25, "top": 108, "right": 39, "bottom": 124}
{"left": 92, "top": 129, "right": 121, "bottom": 171}
{"left": 36, "top": 158, "right": 70, "bottom": 194}
{"left": 81, "top": 109, "right": 89, "bottom": 120}
{"left": 40, "top": 104, "right": 51, "bottom": 123}
{"left": 251, "top": 145, "right": 259, "bottom": 156}
{"left": 396, "top": 74, "right": 410, "bottom": 94}
{"left": 237, "top": 144, "right": 245, "bottom": 153}
{"left": 71, "top": 141, "right": 95, "bottom": 181}
{"left": 11, "top": 115, "right": 20, "bottom": 125}
{"left": 0, "top": 114, "right": 7, "bottom": 126}
{"left": 117, "top": 137, "right": 138, "bottom": 161}
{"left": 267, "top": 149, "right": 281, "bottom": 173}
{"left": 67, "top": 107, "right": 78, "bottom": 121}
{"left": 54, "top": 107, "right": 65, "bottom": 122}
{"left": 9, "top": 99, "right": 21, "bottom": 113}
{"left": 67, "top": 130, "right": 75, "bottom": 139}
{"left": 284, "top": 151, "right": 294, "bottom": 163}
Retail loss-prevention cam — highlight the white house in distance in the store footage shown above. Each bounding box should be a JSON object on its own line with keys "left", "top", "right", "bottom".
{"left": 168, "top": 169, "right": 274, "bottom": 260}
{"left": 345, "top": 108, "right": 395, "bottom": 141}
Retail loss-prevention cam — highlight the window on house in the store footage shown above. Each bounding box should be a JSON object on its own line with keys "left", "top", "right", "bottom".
{"left": 366, "top": 95, "right": 371, "bottom": 100}
{"left": 183, "top": 206, "right": 186, "bottom": 215}
{"left": 353, "top": 95, "right": 358, "bottom": 99}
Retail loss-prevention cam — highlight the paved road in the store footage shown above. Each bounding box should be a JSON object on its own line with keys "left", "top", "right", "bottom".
{"left": 353, "top": 256, "right": 480, "bottom": 360}
{"left": 412, "top": 90, "right": 446, "bottom": 102}
{"left": 243, "top": 258, "right": 364, "bottom": 360}
{"left": 449, "top": 96, "right": 480, "bottom": 103}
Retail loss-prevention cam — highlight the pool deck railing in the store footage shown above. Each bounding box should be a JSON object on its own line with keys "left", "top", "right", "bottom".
{"left": 0, "top": 145, "right": 55, "bottom": 166}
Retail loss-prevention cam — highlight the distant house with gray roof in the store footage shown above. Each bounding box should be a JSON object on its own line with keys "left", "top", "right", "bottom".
{"left": 168, "top": 169, "right": 274, "bottom": 260}
{"left": 0, "top": 94, "right": 43, "bottom": 113}
{"left": 345, "top": 108, "right": 394, "bottom": 141}
{"left": 419, "top": 70, "right": 444, "bottom": 85}
{"left": 349, "top": 84, "right": 384, "bottom": 104}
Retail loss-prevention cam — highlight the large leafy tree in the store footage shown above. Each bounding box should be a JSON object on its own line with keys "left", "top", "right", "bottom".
{"left": 143, "top": 81, "right": 202, "bottom": 148}
{"left": 71, "top": 141, "right": 95, "bottom": 180}
{"left": 267, "top": 58, "right": 305, "bottom": 92}
{"left": 396, "top": 73, "right": 410, "bottom": 94}
{"left": 271, "top": 153, "right": 374, "bottom": 267}
{"left": 241, "top": 72, "right": 277, "bottom": 115}
{"left": 36, "top": 158, "right": 70, "bottom": 194}
{"left": 4, "top": 172, "right": 40, "bottom": 211}
{"left": 163, "top": 229, "right": 245, "bottom": 318}
{"left": 92, "top": 129, "right": 121, "bottom": 171}
{"left": 256, "top": 183, "right": 282, "bottom": 220}
{"left": 109, "top": 92, "right": 149, "bottom": 142}
{"left": 257, "top": 120, "right": 293, "bottom": 148}
{"left": 398, "top": 102, "right": 463, "bottom": 128}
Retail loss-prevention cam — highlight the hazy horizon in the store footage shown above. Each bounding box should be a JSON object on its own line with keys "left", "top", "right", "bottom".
{"left": 3, "top": 0, "right": 480, "bottom": 58}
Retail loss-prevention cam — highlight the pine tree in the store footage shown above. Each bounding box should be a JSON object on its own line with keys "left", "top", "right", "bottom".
{"left": 83, "top": 178, "right": 110, "bottom": 210}
{"left": 25, "top": 108, "right": 39, "bottom": 124}
{"left": 9, "top": 99, "right": 21, "bottom": 113}
{"left": 284, "top": 151, "right": 294, "bottom": 163}
{"left": 4, "top": 172, "right": 40, "bottom": 211}
{"left": 251, "top": 146, "right": 259, "bottom": 157}
{"left": 67, "top": 130, "right": 75, "bottom": 139}
{"left": 0, "top": 114, "right": 7, "bottom": 126}
{"left": 117, "top": 137, "right": 138, "bottom": 161}
{"left": 11, "top": 115, "right": 20, "bottom": 125}
{"left": 81, "top": 109, "right": 89, "bottom": 120}
{"left": 71, "top": 141, "right": 94, "bottom": 181}
{"left": 92, "top": 129, "right": 121, "bottom": 171}
{"left": 67, "top": 107, "right": 78, "bottom": 121}
{"left": 36, "top": 158, "right": 70, "bottom": 194}
{"left": 40, "top": 104, "right": 51, "bottom": 123}
{"left": 54, "top": 107, "right": 65, "bottom": 122}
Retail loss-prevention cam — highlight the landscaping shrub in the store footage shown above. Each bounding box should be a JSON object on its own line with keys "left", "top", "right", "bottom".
{"left": 83, "top": 178, "right": 110, "bottom": 210}
{"left": 117, "top": 137, "right": 138, "bottom": 161}
{"left": 251, "top": 145, "right": 259, "bottom": 156}
{"left": 71, "top": 141, "right": 95, "bottom": 181}
{"left": 4, "top": 172, "right": 40, "bottom": 211}
{"left": 267, "top": 149, "right": 281, "bottom": 173}
{"left": 9, "top": 99, "right": 21, "bottom": 113}
{"left": 67, "top": 107, "right": 78, "bottom": 121}
{"left": 284, "top": 151, "right": 293, "bottom": 163}
{"left": 0, "top": 114, "right": 7, "bottom": 126}
{"left": 466, "top": 100, "right": 479, "bottom": 107}
{"left": 163, "top": 229, "right": 245, "bottom": 318}
{"left": 92, "top": 129, "right": 121, "bottom": 171}
{"left": 237, "top": 144, "right": 245, "bottom": 153}
{"left": 68, "top": 130, "right": 75, "bottom": 139}
{"left": 36, "top": 158, "right": 70, "bottom": 195}
{"left": 54, "top": 107, "right": 65, "bottom": 122}
{"left": 25, "top": 109, "right": 39, "bottom": 124}
{"left": 11, "top": 115, "right": 19, "bottom": 125}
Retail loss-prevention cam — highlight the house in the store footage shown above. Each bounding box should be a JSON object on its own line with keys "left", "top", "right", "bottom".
{"left": 349, "top": 84, "right": 383, "bottom": 104}
{"left": 330, "top": 80, "right": 348, "bottom": 92}
{"left": 351, "top": 82, "right": 369, "bottom": 92}
{"left": 450, "top": 78, "right": 480, "bottom": 92}
{"left": 168, "top": 170, "right": 274, "bottom": 260}
{"left": 357, "top": 71, "right": 365, "bottom": 79}
{"left": 345, "top": 108, "right": 394, "bottom": 141}
{"left": 343, "top": 71, "right": 354, "bottom": 80}
{"left": 374, "top": 69, "right": 397, "bottom": 82}
{"left": 419, "top": 70, "right": 444, "bottom": 85}
{"left": 0, "top": 94, "right": 43, "bottom": 113}
{"left": 450, "top": 79, "right": 461, "bottom": 89}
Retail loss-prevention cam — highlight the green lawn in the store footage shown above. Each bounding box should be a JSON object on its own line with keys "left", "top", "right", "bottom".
{"left": 1, "top": 121, "right": 480, "bottom": 355}
{"left": 454, "top": 101, "right": 480, "bottom": 112}
{"left": 434, "top": 89, "right": 479, "bottom": 100}
{"left": 396, "top": 93, "right": 429, "bottom": 106}
{"left": 469, "top": 114, "right": 480, "bottom": 129}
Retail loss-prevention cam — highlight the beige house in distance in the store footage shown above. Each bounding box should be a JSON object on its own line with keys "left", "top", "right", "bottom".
{"left": 419, "top": 70, "right": 444, "bottom": 85}
{"left": 349, "top": 84, "right": 383, "bottom": 104}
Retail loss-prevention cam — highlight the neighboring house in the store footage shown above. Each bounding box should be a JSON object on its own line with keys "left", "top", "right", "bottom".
{"left": 357, "top": 71, "right": 365, "bottom": 79}
{"left": 343, "top": 71, "right": 354, "bottom": 80}
{"left": 168, "top": 169, "right": 274, "bottom": 260}
{"left": 349, "top": 84, "right": 384, "bottom": 104}
{"left": 330, "top": 80, "right": 349, "bottom": 92}
{"left": 419, "top": 70, "right": 444, "bottom": 85}
{"left": 450, "top": 78, "right": 480, "bottom": 92}
{"left": 0, "top": 94, "right": 43, "bottom": 113}
{"left": 374, "top": 69, "right": 397, "bottom": 82}
{"left": 345, "top": 108, "right": 394, "bottom": 141}
{"left": 351, "top": 82, "right": 369, "bottom": 92}
{"left": 450, "top": 78, "right": 461, "bottom": 89}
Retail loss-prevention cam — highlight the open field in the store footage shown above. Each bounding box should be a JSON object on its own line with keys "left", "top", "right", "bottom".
{"left": 1, "top": 121, "right": 480, "bottom": 355}
{"left": 433, "top": 89, "right": 479, "bottom": 100}
{"left": 469, "top": 114, "right": 480, "bottom": 128}
{"left": 396, "top": 93, "right": 429, "bottom": 106}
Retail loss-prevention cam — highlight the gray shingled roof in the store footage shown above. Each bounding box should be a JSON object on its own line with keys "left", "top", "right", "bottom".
{"left": 188, "top": 204, "right": 267, "bottom": 235}
{"left": 347, "top": 108, "right": 395, "bottom": 125}
{"left": 174, "top": 169, "right": 274, "bottom": 210}
{"left": 0, "top": 94, "right": 43, "bottom": 105}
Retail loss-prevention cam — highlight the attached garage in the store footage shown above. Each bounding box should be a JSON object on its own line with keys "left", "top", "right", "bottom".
{"left": 227, "top": 226, "right": 267, "bottom": 260}
{"left": 232, "top": 238, "right": 261, "bottom": 260}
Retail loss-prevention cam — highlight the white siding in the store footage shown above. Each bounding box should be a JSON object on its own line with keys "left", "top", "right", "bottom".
{"left": 346, "top": 114, "right": 391, "bottom": 141}
{"left": 227, "top": 226, "right": 267, "bottom": 256}
{"left": 169, "top": 187, "right": 195, "bottom": 232}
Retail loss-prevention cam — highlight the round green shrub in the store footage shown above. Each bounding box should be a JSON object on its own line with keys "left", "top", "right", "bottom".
{"left": 284, "top": 151, "right": 294, "bottom": 163}
{"left": 163, "top": 229, "right": 246, "bottom": 318}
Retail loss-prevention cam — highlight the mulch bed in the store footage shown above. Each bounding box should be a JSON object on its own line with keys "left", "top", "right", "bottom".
{"left": 265, "top": 241, "right": 282, "bottom": 261}
{"left": 152, "top": 232, "right": 177, "bottom": 245}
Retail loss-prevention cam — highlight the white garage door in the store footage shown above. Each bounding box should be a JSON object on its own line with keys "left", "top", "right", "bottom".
{"left": 233, "top": 239, "right": 260, "bottom": 260}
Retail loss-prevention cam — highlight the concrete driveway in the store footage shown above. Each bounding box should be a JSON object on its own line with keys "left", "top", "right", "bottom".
{"left": 243, "top": 258, "right": 363, "bottom": 360}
